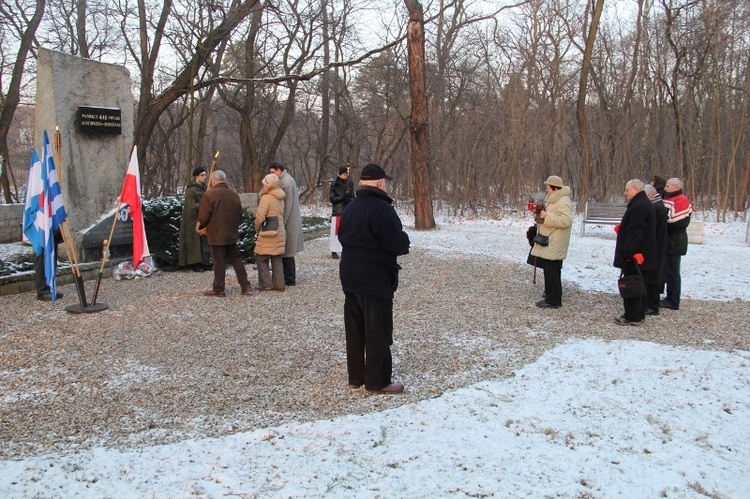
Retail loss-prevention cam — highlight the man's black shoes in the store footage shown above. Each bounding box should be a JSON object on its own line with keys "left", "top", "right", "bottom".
{"left": 37, "top": 292, "right": 63, "bottom": 302}
{"left": 535, "top": 300, "right": 561, "bottom": 309}
{"left": 659, "top": 299, "right": 679, "bottom": 310}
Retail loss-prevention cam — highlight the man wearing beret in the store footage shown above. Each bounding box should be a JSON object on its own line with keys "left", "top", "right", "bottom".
{"left": 338, "top": 163, "right": 410, "bottom": 394}
{"left": 179, "top": 166, "right": 211, "bottom": 272}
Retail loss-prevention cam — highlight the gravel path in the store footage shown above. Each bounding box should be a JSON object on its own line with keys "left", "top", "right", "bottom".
{"left": 1, "top": 237, "right": 748, "bottom": 460}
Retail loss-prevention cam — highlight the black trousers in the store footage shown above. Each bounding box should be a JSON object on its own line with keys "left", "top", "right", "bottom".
{"left": 343, "top": 292, "right": 394, "bottom": 390}
{"left": 621, "top": 266, "right": 645, "bottom": 321}
{"left": 282, "top": 257, "right": 296, "bottom": 285}
{"left": 665, "top": 254, "right": 682, "bottom": 306}
{"left": 34, "top": 243, "right": 59, "bottom": 296}
{"left": 542, "top": 259, "right": 563, "bottom": 306}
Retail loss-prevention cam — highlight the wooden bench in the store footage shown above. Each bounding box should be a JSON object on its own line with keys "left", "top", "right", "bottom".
{"left": 581, "top": 202, "right": 627, "bottom": 235}
{"left": 581, "top": 201, "right": 704, "bottom": 244}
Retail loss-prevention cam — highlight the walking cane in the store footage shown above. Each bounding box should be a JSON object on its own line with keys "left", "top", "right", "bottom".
{"left": 533, "top": 256, "right": 537, "bottom": 284}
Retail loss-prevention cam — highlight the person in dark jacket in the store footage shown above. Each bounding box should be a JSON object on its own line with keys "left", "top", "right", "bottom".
{"left": 613, "top": 179, "right": 657, "bottom": 326}
{"left": 178, "top": 167, "right": 211, "bottom": 272}
{"left": 661, "top": 177, "right": 692, "bottom": 310}
{"left": 650, "top": 174, "right": 667, "bottom": 198}
{"left": 338, "top": 163, "right": 410, "bottom": 394}
{"left": 644, "top": 184, "right": 668, "bottom": 315}
{"left": 329, "top": 165, "right": 355, "bottom": 259}
{"left": 197, "top": 170, "right": 251, "bottom": 297}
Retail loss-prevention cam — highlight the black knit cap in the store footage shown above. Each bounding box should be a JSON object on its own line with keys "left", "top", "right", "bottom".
{"left": 360, "top": 163, "right": 393, "bottom": 181}
{"left": 651, "top": 175, "right": 666, "bottom": 191}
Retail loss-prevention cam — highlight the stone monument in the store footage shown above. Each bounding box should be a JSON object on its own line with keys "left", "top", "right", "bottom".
{"left": 35, "top": 49, "right": 135, "bottom": 262}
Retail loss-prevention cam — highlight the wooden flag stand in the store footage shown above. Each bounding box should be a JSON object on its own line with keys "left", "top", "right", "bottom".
{"left": 54, "top": 127, "right": 108, "bottom": 314}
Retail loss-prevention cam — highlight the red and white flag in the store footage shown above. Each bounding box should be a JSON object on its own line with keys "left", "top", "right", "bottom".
{"left": 119, "top": 146, "right": 151, "bottom": 267}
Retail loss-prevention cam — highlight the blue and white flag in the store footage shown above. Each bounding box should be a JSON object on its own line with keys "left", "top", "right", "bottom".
{"left": 23, "top": 148, "right": 46, "bottom": 255}
{"left": 22, "top": 130, "right": 68, "bottom": 302}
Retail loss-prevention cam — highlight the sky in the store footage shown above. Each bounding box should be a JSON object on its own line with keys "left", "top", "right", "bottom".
{"left": 1, "top": 214, "right": 749, "bottom": 498}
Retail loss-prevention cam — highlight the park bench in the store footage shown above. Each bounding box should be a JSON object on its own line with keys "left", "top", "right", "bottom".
{"left": 581, "top": 200, "right": 704, "bottom": 244}
{"left": 580, "top": 202, "right": 626, "bottom": 236}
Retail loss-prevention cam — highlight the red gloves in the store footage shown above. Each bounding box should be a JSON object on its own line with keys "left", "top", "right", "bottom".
{"left": 614, "top": 224, "right": 620, "bottom": 234}
{"left": 633, "top": 253, "right": 644, "bottom": 265}
{"left": 527, "top": 201, "right": 536, "bottom": 211}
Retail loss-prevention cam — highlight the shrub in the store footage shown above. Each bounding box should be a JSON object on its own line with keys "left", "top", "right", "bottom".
{"left": 143, "top": 196, "right": 256, "bottom": 271}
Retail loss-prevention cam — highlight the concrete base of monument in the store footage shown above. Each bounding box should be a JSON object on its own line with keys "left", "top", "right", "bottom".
{"left": 0, "top": 259, "right": 123, "bottom": 298}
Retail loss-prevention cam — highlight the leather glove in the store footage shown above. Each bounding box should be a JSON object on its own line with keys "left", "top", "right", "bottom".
{"left": 614, "top": 224, "right": 620, "bottom": 234}
{"left": 633, "top": 253, "right": 644, "bottom": 265}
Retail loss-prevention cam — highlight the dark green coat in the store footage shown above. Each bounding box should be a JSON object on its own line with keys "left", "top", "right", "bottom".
{"left": 178, "top": 180, "right": 210, "bottom": 267}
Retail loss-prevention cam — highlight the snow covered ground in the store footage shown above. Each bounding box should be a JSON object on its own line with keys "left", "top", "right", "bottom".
{"left": 1, "top": 213, "right": 749, "bottom": 498}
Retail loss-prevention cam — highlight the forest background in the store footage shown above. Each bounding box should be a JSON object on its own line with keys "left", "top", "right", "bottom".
{"left": 0, "top": 0, "right": 748, "bottom": 223}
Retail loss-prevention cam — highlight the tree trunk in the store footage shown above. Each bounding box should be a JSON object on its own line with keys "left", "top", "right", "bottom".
{"left": 0, "top": 0, "right": 46, "bottom": 203}
{"left": 576, "top": 0, "right": 604, "bottom": 207}
{"left": 404, "top": 0, "right": 435, "bottom": 230}
{"left": 316, "top": 0, "right": 332, "bottom": 191}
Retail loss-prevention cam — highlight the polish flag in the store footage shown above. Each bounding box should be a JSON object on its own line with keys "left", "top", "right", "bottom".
{"left": 119, "top": 146, "right": 150, "bottom": 267}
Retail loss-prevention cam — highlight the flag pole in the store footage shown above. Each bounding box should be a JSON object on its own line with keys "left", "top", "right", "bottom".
{"left": 53, "top": 126, "right": 88, "bottom": 307}
{"left": 206, "top": 150, "right": 219, "bottom": 190}
{"left": 91, "top": 201, "right": 122, "bottom": 305}
{"left": 54, "top": 127, "right": 107, "bottom": 313}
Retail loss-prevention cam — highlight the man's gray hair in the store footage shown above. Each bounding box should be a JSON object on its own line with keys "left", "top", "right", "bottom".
{"left": 668, "top": 177, "right": 684, "bottom": 190}
{"left": 626, "top": 179, "right": 644, "bottom": 191}
{"left": 644, "top": 184, "right": 657, "bottom": 199}
{"left": 212, "top": 170, "right": 227, "bottom": 182}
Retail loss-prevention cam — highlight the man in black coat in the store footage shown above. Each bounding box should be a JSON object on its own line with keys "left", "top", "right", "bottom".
{"left": 338, "top": 163, "right": 410, "bottom": 394}
{"left": 613, "top": 179, "right": 657, "bottom": 325}
{"left": 644, "top": 184, "right": 668, "bottom": 315}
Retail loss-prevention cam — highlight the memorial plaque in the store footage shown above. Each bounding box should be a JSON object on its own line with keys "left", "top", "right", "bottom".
{"left": 77, "top": 106, "right": 122, "bottom": 135}
{"left": 83, "top": 205, "right": 133, "bottom": 249}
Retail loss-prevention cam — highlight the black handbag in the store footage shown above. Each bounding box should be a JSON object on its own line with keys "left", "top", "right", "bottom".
{"left": 532, "top": 233, "right": 549, "bottom": 246}
{"left": 617, "top": 263, "right": 645, "bottom": 298}
{"left": 261, "top": 216, "right": 278, "bottom": 232}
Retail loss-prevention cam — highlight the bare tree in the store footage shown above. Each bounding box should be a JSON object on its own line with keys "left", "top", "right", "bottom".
{"left": 404, "top": 0, "right": 435, "bottom": 229}
{"left": 0, "top": 0, "right": 45, "bottom": 203}
{"left": 575, "top": 0, "right": 604, "bottom": 205}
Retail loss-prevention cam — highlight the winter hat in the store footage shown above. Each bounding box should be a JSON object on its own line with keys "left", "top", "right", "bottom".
{"left": 192, "top": 167, "right": 206, "bottom": 177}
{"left": 650, "top": 175, "right": 666, "bottom": 192}
{"left": 262, "top": 173, "right": 280, "bottom": 189}
{"left": 544, "top": 175, "right": 564, "bottom": 188}
{"left": 360, "top": 163, "right": 393, "bottom": 181}
{"left": 339, "top": 165, "right": 349, "bottom": 175}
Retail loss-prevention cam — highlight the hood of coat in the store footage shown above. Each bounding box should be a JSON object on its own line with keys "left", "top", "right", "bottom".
{"left": 260, "top": 174, "right": 285, "bottom": 199}
{"left": 545, "top": 185, "right": 570, "bottom": 204}
{"left": 264, "top": 187, "right": 285, "bottom": 201}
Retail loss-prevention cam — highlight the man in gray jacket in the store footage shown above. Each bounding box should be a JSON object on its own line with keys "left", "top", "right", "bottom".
{"left": 269, "top": 162, "right": 304, "bottom": 285}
